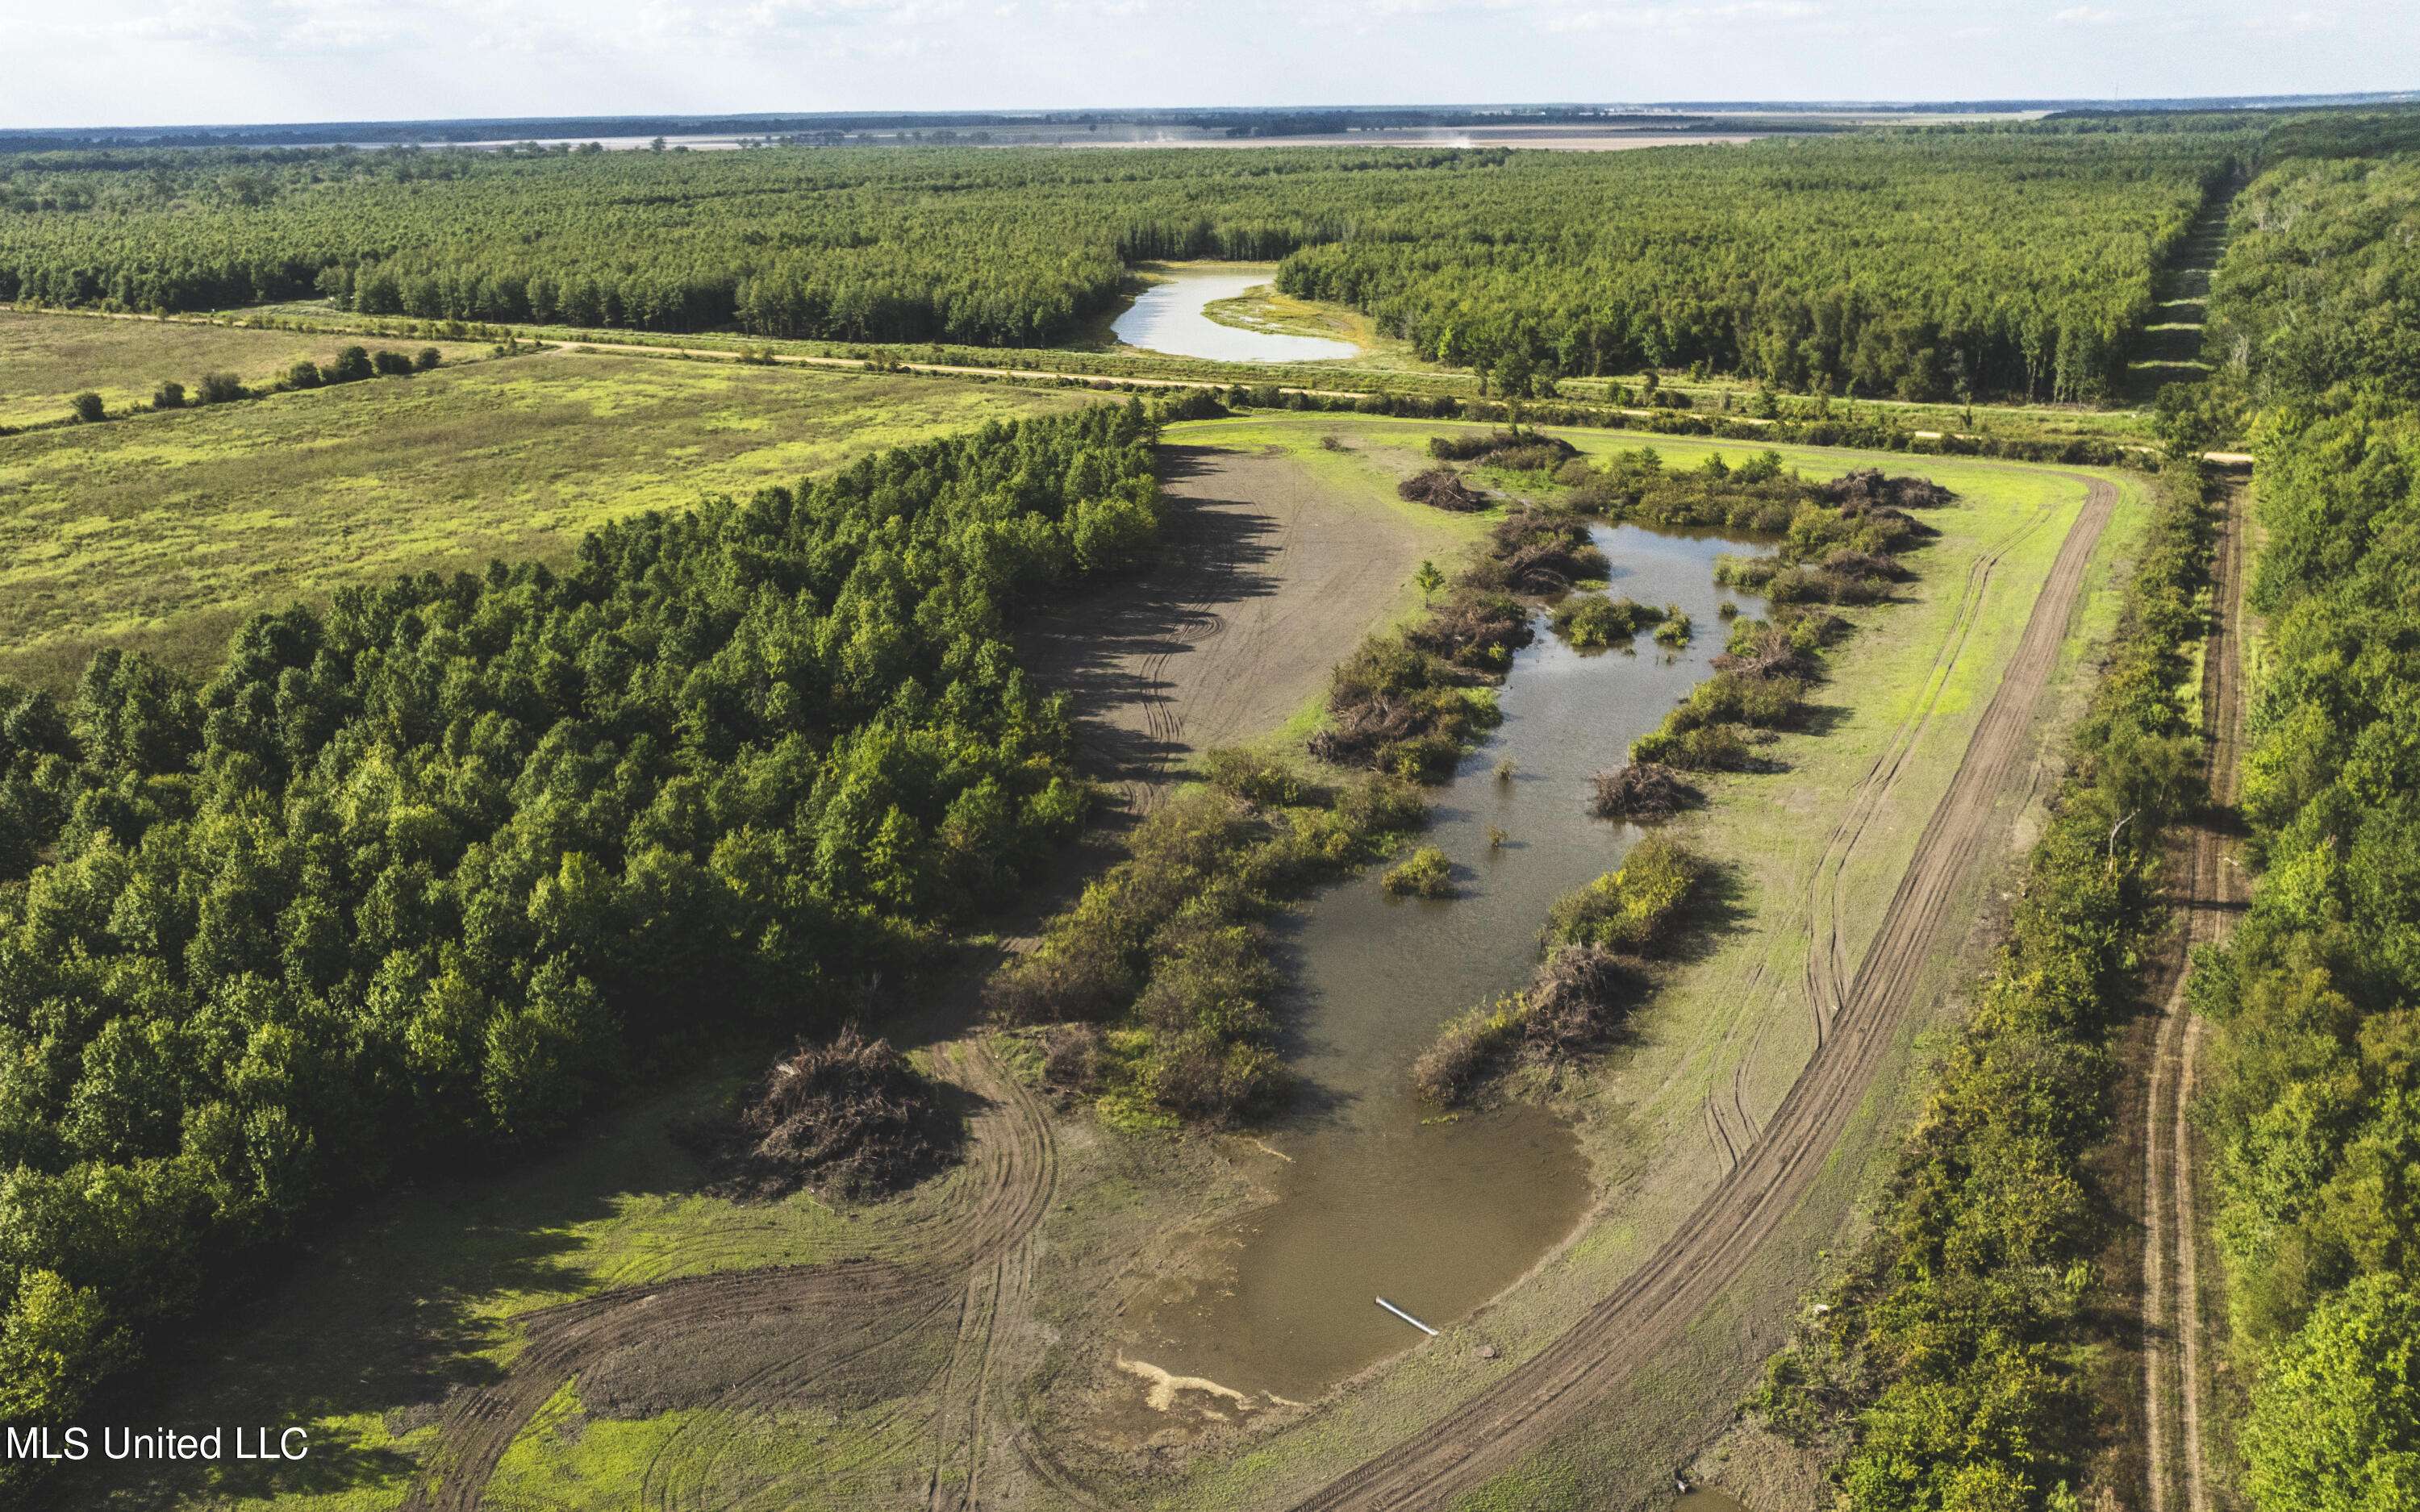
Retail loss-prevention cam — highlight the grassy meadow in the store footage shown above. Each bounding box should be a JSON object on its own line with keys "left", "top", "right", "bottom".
{"left": 0, "top": 348, "right": 1101, "bottom": 685}
{"left": 0, "top": 310, "right": 496, "bottom": 430}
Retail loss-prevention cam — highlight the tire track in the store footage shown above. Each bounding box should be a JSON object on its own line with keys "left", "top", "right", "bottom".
{"left": 1710, "top": 480, "right": 2064, "bottom": 1145}
{"left": 400, "top": 1040, "right": 1057, "bottom": 1512}
{"left": 2143, "top": 480, "right": 2244, "bottom": 1512}
{"left": 1288, "top": 475, "right": 2115, "bottom": 1512}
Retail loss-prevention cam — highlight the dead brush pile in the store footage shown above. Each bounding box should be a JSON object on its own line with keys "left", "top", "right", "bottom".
{"left": 1412, "top": 945, "right": 1645, "bottom": 1104}
{"left": 1427, "top": 427, "right": 1580, "bottom": 466}
{"left": 1590, "top": 762, "right": 1701, "bottom": 819}
{"left": 1820, "top": 467, "right": 1954, "bottom": 512}
{"left": 1400, "top": 467, "right": 1488, "bottom": 511}
{"left": 1484, "top": 506, "right": 1608, "bottom": 594}
{"left": 712, "top": 1027, "right": 966, "bottom": 1201}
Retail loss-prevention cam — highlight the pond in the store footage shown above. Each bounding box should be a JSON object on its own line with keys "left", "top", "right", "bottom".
{"left": 1108, "top": 267, "right": 1361, "bottom": 364}
{"left": 1108, "top": 523, "right": 1769, "bottom": 1427}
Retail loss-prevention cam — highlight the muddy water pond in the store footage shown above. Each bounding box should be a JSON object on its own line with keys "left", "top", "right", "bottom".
{"left": 1114, "top": 523, "right": 1767, "bottom": 1424}
{"left": 1109, "top": 267, "right": 1360, "bottom": 364}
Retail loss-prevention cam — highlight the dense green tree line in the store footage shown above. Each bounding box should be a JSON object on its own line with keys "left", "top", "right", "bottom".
{"left": 2186, "top": 127, "right": 2420, "bottom": 1509}
{"left": 2209, "top": 152, "right": 2420, "bottom": 400}
{"left": 0, "top": 131, "right": 2239, "bottom": 398}
{"left": 0, "top": 402, "right": 1161, "bottom": 1457}
{"left": 1754, "top": 459, "right": 2214, "bottom": 1510}
{"left": 2196, "top": 389, "right": 2420, "bottom": 1510}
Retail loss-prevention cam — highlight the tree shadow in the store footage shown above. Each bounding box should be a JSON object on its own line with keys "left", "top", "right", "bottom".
{"left": 1014, "top": 445, "right": 1289, "bottom": 798}
{"left": 56, "top": 1072, "right": 761, "bottom": 1510}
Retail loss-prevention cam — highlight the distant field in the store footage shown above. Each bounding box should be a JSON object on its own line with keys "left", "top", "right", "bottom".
{"left": 0, "top": 348, "right": 1099, "bottom": 685}
{"left": 0, "top": 310, "right": 495, "bottom": 429}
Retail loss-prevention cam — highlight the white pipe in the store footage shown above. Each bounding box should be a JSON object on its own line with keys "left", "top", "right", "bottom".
{"left": 1375, "top": 1297, "right": 1439, "bottom": 1336}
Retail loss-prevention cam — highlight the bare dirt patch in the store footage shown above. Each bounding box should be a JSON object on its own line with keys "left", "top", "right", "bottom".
{"left": 1021, "top": 444, "right": 1437, "bottom": 810}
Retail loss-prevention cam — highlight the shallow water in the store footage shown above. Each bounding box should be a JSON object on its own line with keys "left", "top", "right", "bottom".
{"left": 1109, "top": 269, "right": 1361, "bottom": 364}
{"left": 1115, "top": 524, "right": 1765, "bottom": 1420}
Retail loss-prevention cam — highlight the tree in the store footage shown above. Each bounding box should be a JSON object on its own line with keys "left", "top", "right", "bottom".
{"left": 1414, "top": 560, "right": 1445, "bottom": 602}
{"left": 150, "top": 380, "right": 185, "bottom": 410}
{"left": 414, "top": 346, "right": 443, "bottom": 371}
{"left": 283, "top": 360, "right": 319, "bottom": 389}
{"left": 195, "top": 372, "right": 245, "bottom": 404}
{"left": 322, "top": 345, "right": 373, "bottom": 384}
{"left": 2243, "top": 1273, "right": 2420, "bottom": 1512}
{"left": 370, "top": 348, "right": 414, "bottom": 377}
{"left": 69, "top": 391, "right": 104, "bottom": 423}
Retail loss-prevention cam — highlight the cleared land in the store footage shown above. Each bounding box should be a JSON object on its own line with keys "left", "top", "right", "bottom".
{"left": 66, "top": 419, "right": 2146, "bottom": 1512}
{"left": 1020, "top": 436, "right": 1472, "bottom": 809}
{"left": 1088, "top": 422, "right": 2143, "bottom": 1512}
{"left": 0, "top": 348, "right": 1095, "bottom": 684}
{"left": 0, "top": 309, "right": 494, "bottom": 429}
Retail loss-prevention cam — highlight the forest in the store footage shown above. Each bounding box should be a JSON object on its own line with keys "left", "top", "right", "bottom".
{"left": 0, "top": 402, "right": 1163, "bottom": 1453}
{"left": 0, "top": 129, "right": 2244, "bottom": 399}
{"left": 1754, "top": 454, "right": 2213, "bottom": 1509}
{"left": 2206, "top": 387, "right": 2420, "bottom": 1510}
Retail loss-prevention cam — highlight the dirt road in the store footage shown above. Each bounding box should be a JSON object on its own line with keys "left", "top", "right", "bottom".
{"left": 2143, "top": 481, "right": 2247, "bottom": 1512}
{"left": 398, "top": 1040, "right": 1056, "bottom": 1512}
{"left": 1709, "top": 482, "right": 2066, "bottom": 1164}
{"left": 1285, "top": 476, "right": 2118, "bottom": 1512}
{"left": 1021, "top": 444, "right": 1435, "bottom": 810}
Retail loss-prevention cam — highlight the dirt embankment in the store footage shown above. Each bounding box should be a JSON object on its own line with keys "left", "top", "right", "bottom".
{"left": 1285, "top": 477, "right": 2118, "bottom": 1512}
{"left": 2142, "top": 481, "right": 2247, "bottom": 1512}
{"left": 1020, "top": 444, "right": 1435, "bottom": 810}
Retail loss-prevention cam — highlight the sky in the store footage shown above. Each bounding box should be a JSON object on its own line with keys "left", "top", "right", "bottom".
{"left": 7, "top": 0, "right": 2415, "bottom": 131}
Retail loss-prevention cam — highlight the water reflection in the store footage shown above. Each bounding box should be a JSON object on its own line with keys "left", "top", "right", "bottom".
{"left": 1110, "top": 269, "right": 1361, "bottom": 364}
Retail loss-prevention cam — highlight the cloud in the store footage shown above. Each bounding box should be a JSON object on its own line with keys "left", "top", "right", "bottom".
{"left": 2051, "top": 5, "right": 2122, "bottom": 22}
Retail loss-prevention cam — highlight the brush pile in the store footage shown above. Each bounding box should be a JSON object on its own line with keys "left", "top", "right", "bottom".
{"left": 1590, "top": 762, "right": 1701, "bottom": 819}
{"left": 720, "top": 1028, "right": 965, "bottom": 1201}
{"left": 1399, "top": 467, "right": 1488, "bottom": 511}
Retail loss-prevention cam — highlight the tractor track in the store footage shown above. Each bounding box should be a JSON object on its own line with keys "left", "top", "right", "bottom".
{"left": 1286, "top": 474, "right": 2115, "bottom": 1512}
{"left": 1706, "top": 471, "right": 2066, "bottom": 1159}
{"left": 2143, "top": 480, "right": 2244, "bottom": 1512}
{"left": 400, "top": 1040, "right": 1057, "bottom": 1512}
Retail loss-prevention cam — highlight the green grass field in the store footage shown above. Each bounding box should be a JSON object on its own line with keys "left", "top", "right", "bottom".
{"left": 0, "top": 348, "right": 1099, "bottom": 685}
{"left": 0, "top": 310, "right": 497, "bottom": 430}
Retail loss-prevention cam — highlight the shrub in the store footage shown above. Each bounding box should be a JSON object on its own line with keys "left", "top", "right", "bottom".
{"left": 370, "top": 348, "right": 415, "bottom": 377}
{"left": 1548, "top": 594, "right": 1662, "bottom": 649}
{"left": 194, "top": 371, "right": 246, "bottom": 404}
{"left": 1546, "top": 835, "right": 1708, "bottom": 953}
{"left": 1382, "top": 846, "right": 1454, "bottom": 898}
{"left": 148, "top": 380, "right": 185, "bottom": 410}
{"left": 68, "top": 391, "right": 104, "bottom": 423}
{"left": 1202, "top": 748, "right": 1305, "bottom": 807}
{"left": 415, "top": 346, "right": 444, "bottom": 371}
{"left": 283, "top": 360, "right": 320, "bottom": 389}
{"left": 322, "top": 344, "right": 374, "bottom": 383}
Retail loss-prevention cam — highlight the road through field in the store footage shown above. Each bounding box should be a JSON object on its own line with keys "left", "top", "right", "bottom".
{"left": 2143, "top": 481, "right": 2246, "bottom": 1512}
{"left": 1286, "top": 473, "right": 2117, "bottom": 1512}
